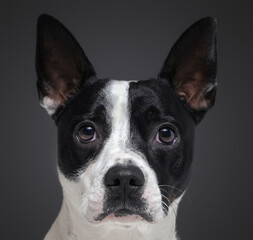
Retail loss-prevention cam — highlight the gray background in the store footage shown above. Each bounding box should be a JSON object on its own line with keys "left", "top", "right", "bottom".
{"left": 1, "top": 0, "right": 252, "bottom": 239}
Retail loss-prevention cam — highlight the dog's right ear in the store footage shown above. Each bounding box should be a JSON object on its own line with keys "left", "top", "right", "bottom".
{"left": 36, "top": 14, "right": 95, "bottom": 115}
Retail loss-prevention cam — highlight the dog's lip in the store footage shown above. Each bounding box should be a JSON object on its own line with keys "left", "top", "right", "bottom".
{"left": 114, "top": 208, "right": 135, "bottom": 217}
{"left": 95, "top": 207, "right": 153, "bottom": 223}
{"left": 95, "top": 208, "right": 136, "bottom": 221}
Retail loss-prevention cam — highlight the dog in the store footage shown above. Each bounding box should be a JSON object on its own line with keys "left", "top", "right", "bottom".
{"left": 36, "top": 14, "right": 217, "bottom": 240}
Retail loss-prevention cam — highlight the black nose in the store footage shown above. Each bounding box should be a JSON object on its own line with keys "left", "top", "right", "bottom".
{"left": 104, "top": 165, "right": 145, "bottom": 196}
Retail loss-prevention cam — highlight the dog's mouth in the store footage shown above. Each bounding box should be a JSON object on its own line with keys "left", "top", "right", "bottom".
{"left": 95, "top": 207, "right": 152, "bottom": 224}
{"left": 114, "top": 208, "right": 135, "bottom": 217}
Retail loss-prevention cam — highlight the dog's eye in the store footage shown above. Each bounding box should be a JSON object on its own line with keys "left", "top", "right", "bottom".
{"left": 77, "top": 125, "right": 97, "bottom": 143}
{"left": 156, "top": 127, "right": 177, "bottom": 144}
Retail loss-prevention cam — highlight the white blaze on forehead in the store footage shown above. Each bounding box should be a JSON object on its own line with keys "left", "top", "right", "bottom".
{"left": 106, "top": 80, "right": 130, "bottom": 149}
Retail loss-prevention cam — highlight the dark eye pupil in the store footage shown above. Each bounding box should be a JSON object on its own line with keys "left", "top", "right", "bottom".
{"left": 78, "top": 126, "right": 95, "bottom": 142}
{"left": 83, "top": 126, "right": 94, "bottom": 136}
{"left": 158, "top": 128, "right": 176, "bottom": 144}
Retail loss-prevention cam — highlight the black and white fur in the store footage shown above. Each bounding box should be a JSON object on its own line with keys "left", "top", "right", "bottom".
{"left": 36, "top": 15, "right": 217, "bottom": 240}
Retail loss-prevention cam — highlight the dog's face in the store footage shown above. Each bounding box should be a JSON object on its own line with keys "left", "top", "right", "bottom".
{"left": 36, "top": 15, "right": 217, "bottom": 225}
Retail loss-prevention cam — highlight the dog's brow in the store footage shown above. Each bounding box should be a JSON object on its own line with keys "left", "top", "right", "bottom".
{"left": 139, "top": 105, "right": 177, "bottom": 121}
{"left": 72, "top": 115, "right": 85, "bottom": 120}
{"left": 72, "top": 110, "right": 107, "bottom": 122}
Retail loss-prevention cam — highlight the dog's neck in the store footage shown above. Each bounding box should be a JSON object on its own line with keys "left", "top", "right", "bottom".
{"left": 45, "top": 195, "right": 180, "bottom": 240}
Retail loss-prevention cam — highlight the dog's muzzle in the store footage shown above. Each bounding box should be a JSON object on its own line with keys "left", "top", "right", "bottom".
{"left": 96, "top": 165, "right": 152, "bottom": 222}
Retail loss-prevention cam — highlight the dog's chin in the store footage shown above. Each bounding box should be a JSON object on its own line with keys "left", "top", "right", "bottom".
{"left": 101, "top": 213, "right": 145, "bottom": 225}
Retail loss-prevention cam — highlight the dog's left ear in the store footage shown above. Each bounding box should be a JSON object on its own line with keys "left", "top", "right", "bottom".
{"left": 36, "top": 14, "right": 96, "bottom": 115}
{"left": 159, "top": 17, "right": 217, "bottom": 122}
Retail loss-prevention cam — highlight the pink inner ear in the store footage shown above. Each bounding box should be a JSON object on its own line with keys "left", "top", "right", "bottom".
{"left": 45, "top": 54, "right": 82, "bottom": 105}
{"left": 46, "top": 76, "right": 80, "bottom": 105}
{"left": 175, "top": 71, "right": 210, "bottom": 110}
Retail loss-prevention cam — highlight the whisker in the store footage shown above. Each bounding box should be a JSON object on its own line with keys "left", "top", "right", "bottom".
{"left": 162, "top": 195, "right": 178, "bottom": 207}
{"left": 160, "top": 193, "right": 171, "bottom": 204}
{"left": 159, "top": 188, "right": 179, "bottom": 206}
{"left": 163, "top": 196, "right": 177, "bottom": 217}
{"left": 159, "top": 185, "right": 190, "bottom": 202}
{"left": 158, "top": 184, "right": 184, "bottom": 193}
{"left": 162, "top": 205, "right": 169, "bottom": 216}
{"left": 162, "top": 200, "right": 177, "bottom": 217}
{"left": 170, "top": 204, "right": 177, "bottom": 217}
{"left": 162, "top": 200, "right": 169, "bottom": 209}
{"left": 159, "top": 188, "right": 170, "bottom": 195}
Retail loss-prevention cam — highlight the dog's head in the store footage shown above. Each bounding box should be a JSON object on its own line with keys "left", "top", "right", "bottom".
{"left": 36, "top": 15, "right": 217, "bottom": 225}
